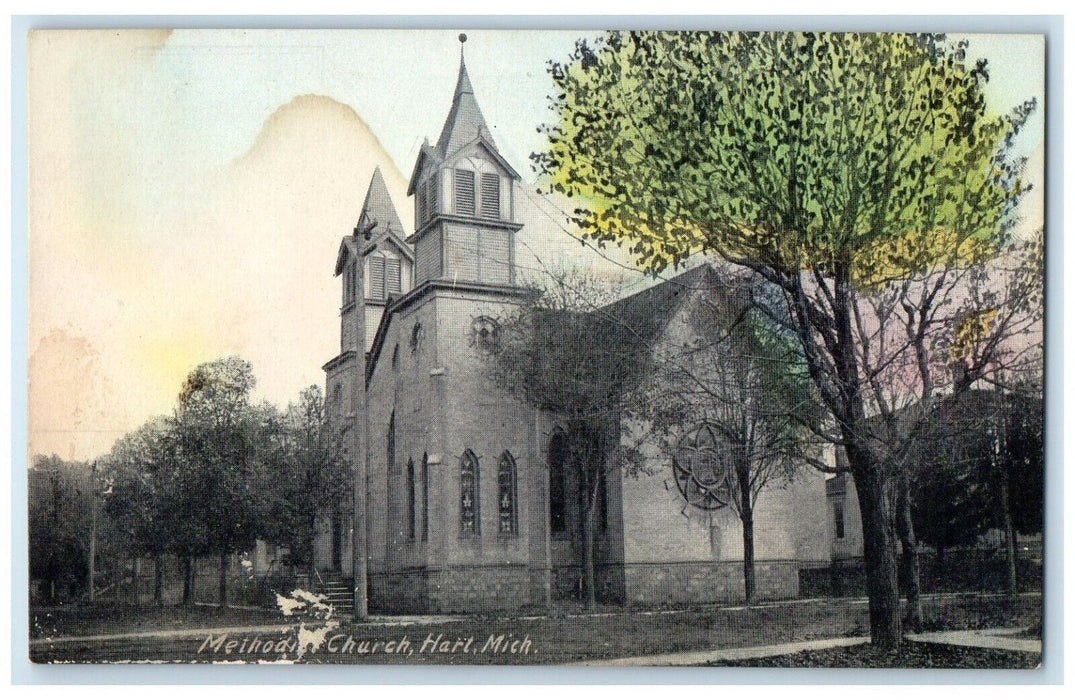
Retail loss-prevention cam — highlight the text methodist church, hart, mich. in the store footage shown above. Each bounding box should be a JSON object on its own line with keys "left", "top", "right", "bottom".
{"left": 314, "top": 39, "right": 841, "bottom": 613}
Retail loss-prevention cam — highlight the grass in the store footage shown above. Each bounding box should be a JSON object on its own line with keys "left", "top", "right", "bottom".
{"left": 30, "top": 602, "right": 289, "bottom": 640}
{"left": 712, "top": 641, "right": 1040, "bottom": 668}
{"left": 29, "top": 593, "right": 1041, "bottom": 665}
{"left": 918, "top": 595, "right": 1041, "bottom": 633}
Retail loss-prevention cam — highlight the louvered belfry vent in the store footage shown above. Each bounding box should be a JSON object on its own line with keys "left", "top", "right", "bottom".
{"left": 368, "top": 258, "right": 386, "bottom": 300}
{"left": 385, "top": 258, "right": 402, "bottom": 295}
{"left": 454, "top": 169, "right": 475, "bottom": 215}
{"left": 481, "top": 173, "right": 500, "bottom": 219}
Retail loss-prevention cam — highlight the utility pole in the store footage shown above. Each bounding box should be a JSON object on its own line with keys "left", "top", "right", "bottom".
{"left": 88, "top": 460, "right": 98, "bottom": 603}
{"left": 351, "top": 217, "right": 375, "bottom": 622}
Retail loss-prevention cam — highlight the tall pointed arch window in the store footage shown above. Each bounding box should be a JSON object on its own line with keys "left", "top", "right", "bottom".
{"left": 548, "top": 430, "right": 568, "bottom": 535}
{"left": 343, "top": 259, "right": 357, "bottom": 306}
{"left": 421, "top": 453, "right": 430, "bottom": 542}
{"left": 406, "top": 457, "right": 416, "bottom": 541}
{"left": 459, "top": 450, "right": 480, "bottom": 537}
{"left": 497, "top": 452, "right": 518, "bottom": 535}
{"left": 387, "top": 411, "right": 396, "bottom": 472}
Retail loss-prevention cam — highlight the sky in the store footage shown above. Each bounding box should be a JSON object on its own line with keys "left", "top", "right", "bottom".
{"left": 26, "top": 29, "right": 1045, "bottom": 462}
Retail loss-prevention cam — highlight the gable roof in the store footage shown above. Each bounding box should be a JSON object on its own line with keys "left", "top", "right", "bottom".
{"left": 593, "top": 264, "right": 723, "bottom": 377}
{"left": 599, "top": 264, "right": 719, "bottom": 342}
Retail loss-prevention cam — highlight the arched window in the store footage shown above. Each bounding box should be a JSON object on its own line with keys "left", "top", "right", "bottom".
{"left": 410, "top": 322, "right": 424, "bottom": 354}
{"left": 421, "top": 453, "right": 429, "bottom": 542}
{"left": 387, "top": 411, "right": 396, "bottom": 473}
{"left": 391, "top": 344, "right": 400, "bottom": 371}
{"left": 332, "top": 383, "right": 342, "bottom": 413}
{"left": 470, "top": 316, "right": 501, "bottom": 353}
{"left": 548, "top": 430, "right": 568, "bottom": 535}
{"left": 460, "top": 450, "right": 480, "bottom": 537}
{"left": 498, "top": 451, "right": 518, "bottom": 535}
{"left": 406, "top": 457, "right": 416, "bottom": 541}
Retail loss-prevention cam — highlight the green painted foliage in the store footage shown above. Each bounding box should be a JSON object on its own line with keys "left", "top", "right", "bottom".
{"left": 535, "top": 32, "right": 1032, "bottom": 283}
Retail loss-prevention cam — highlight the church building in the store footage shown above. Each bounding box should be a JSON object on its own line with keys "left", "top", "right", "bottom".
{"left": 317, "top": 42, "right": 832, "bottom": 613}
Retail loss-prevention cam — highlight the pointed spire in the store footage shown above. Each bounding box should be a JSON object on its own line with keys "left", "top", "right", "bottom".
{"left": 434, "top": 33, "right": 496, "bottom": 158}
{"left": 357, "top": 166, "right": 405, "bottom": 243}
{"left": 455, "top": 33, "right": 475, "bottom": 99}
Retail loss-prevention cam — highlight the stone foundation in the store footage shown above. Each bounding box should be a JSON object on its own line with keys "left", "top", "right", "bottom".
{"left": 371, "top": 560, "right": 807, "bottom": 612}
{"left": 371, "top": 564, "right": 532, "bottom": 614}
{"left": 622, "top": 560, "right": 803, "bottom": 606}
{"left": 551, "top": 564, "right": 626, "bottom": 604}
{"left": 370, "top": 569, "right": 430, "bottom": 614}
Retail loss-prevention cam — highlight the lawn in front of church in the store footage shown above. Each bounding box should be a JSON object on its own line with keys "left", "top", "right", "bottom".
{"left": 30, "top": 592, "right": 1040, "bottom": 664}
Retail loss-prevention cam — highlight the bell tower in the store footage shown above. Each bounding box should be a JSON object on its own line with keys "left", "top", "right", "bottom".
{"left": 406, "top": 34, "right": 523, "bottom": 288}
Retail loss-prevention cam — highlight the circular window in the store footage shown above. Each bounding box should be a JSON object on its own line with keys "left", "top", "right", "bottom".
{"left": 672, "top": 423, "right": 732, "bottom": 511}
{"left": 410, "top": 322, "right": 424, "bottom": 354}
{"left": 470, "top": 316, "right": 501, "bottom": 352}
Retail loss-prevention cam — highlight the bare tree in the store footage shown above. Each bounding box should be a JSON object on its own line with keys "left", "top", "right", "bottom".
{"left": 638, "top": 269, "right": 818, "bottom": 603}
{"left": 490, "top": 268, "right": 654, "bottom": 609}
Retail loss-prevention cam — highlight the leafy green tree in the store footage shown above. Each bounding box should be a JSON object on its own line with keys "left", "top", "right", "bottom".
{"left": 911, "top": 410, "right": 994, "bottom": 562}
{"left": 262, "top": 385, "right": 348, "bottom": 578}
{"left": 102, "top": 417, "right": 176, "bottom": 604}
{"left": 170, "top": 356, "right": 272, "bottom": 607}
{"left": 535, "top": 31, "right": 1039, "bottom": 645}
{"left": 1004, "top": 390, "right": 1044, "bottom": 541}
{"left": 28, "top": 455, "right": 93, "bottom": 601}
{"left": 934, "top": 387, "right": 1044, "bottom": 592}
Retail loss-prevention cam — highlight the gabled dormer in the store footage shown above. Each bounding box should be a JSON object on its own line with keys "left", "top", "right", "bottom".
{"left": 407, "top": 36, "right": 523, "bottom": 288}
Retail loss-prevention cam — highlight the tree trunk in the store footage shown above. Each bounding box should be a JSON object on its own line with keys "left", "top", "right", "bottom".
{"left": 182, "top": 556, "right": 193, "bottom": 605}
{"left": 741, "top": 514, "right": 756, "bottom": 605}
{"left": 218, "top": 552, "right": 229, "bottom": 608}
{"left": 581, "top": 476, "right": 598, "bottom": 611}
{"left": 999, "top": 482, "right": 1018, "bottom": 595}
{"left": 307, "top": 523, "right": 318, "bottom": 582}
{"left": 88, "top": 468, "right": 98, "bottom": 603}
{"left": 130, "top": 556, "right": 141, "bottom": 605}
{"left": 737, "top": 460, "right": 756, "bottom": 605}
{"left": 849, "top": 447, "right": 902, "bottom": 648}
{"left": 896, "top": 473, "right": 923, "bottom": 632}
{"left": 154, "top": 556, "right": 163, "bottom": 605}
{"left": 331, "top": 506, "right": 342, "bottom": 573}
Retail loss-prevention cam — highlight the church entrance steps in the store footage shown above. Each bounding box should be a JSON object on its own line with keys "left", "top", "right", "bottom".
{"left": 315, "top": 575, "right": 355, "bottom": 616}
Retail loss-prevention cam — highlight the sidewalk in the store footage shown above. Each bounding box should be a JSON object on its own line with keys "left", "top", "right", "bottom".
{"left": 578, "top": 626, "right": 1041, "bottom": 666}
{"left": 905, "top": 628, "right": 1041, "bottom": 654}
{"left": 570, "top": 636, "right": 872, "bottom": 666}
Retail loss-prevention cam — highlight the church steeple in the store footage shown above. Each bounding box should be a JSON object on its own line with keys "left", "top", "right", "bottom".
{"left": 406, "top": 35, "right": 523, "bottom": 289}
{"left": 434, "top": 35, "right": 497, "bottom": 158}
{"left": 357, "top": 166, "right": 406, "bottom": 241}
